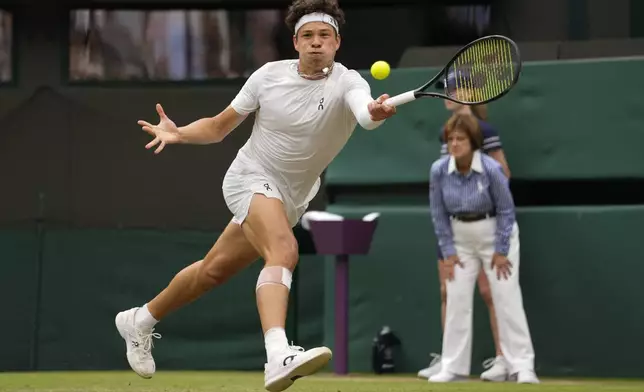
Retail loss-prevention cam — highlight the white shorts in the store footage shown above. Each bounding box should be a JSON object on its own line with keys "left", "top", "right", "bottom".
{"left": 222, "top": 163, "right": 320, "bottom": 228}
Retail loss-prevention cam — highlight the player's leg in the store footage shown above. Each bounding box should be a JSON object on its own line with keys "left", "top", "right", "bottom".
{"left": 147, "top": 223, "right": 259, "bottom": 320}
{"left": 477, "top": 270, "right": 510, "bottom": 381}
{"left": 241, "top": 194, "right": 331, "bottom": 392}
{"left": 115, "top": 220, "right": 259, "bottom": 378}
{"left": 243, "top": 196, "right": 295, "bottom": 337}
{"left": 479, "top": 222, "right": 539, "bottom": 384}
{"left": 417, "top": 258, "right": 446, "bottom": 379}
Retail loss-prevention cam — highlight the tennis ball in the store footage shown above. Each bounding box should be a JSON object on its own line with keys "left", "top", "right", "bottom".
{"left": 370, "top": 61, "right": 390, "bottom": 80}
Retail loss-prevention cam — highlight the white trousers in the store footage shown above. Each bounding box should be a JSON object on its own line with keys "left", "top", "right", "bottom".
{"left": 441, "top": 217, "right": 535, "bottom": 375}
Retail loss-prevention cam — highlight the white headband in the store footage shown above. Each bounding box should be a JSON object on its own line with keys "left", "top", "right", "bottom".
{"left": 294, "top": 12, "right": 339, "bottom": 35}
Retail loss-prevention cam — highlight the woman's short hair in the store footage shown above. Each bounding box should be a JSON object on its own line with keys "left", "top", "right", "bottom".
{"left": 443, "top": 113, "right": 484, "bottom": 151}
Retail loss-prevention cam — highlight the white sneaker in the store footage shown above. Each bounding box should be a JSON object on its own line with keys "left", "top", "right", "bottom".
{"left": 115, "top": 307, "right": 161, "bottom": 379}
{"left": 428, "top": 369, "right": 468, "bottom": 383}
{"left": 480, "top": 356, "right": 509, "bottom": 382}
{"left": 517, "top": 369, "right": 540, "bottom": 384}
{"left": 417, "top": 353, "right": 441, "bottom": 379}
{"left": 264, "top": 345, "right": 332, "bottom": 392}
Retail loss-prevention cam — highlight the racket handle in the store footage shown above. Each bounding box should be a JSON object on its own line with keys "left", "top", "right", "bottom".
{"left": 383, "top": 91, "right": 416, "bottom": 107}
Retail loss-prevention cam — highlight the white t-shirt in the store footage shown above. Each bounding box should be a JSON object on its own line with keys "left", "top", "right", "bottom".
{"left": 230, "top": 59, "right": 381, "bottom": 206}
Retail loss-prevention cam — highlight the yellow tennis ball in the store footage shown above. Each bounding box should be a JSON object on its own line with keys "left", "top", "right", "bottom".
{"left": 371, "top": 61, "right": 390, "bottom": 80}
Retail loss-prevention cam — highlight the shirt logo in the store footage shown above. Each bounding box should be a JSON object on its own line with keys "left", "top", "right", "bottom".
{"left": 264, "top": 183, "right": 272, "bottom": 191}
{"left": 318, "top": 97, "right": 325, "bottom": 110}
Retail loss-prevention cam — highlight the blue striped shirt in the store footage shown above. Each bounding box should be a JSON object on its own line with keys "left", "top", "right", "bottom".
{"left": 429, "top": 150, "right": 515, "bottom": 258}
{"left": 439, "top": 119, "right": 502, "bottom": 156}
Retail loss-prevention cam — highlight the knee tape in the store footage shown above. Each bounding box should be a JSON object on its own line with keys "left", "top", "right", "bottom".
{"left": 256, "top": 266, "right": 292, "bottom": 291}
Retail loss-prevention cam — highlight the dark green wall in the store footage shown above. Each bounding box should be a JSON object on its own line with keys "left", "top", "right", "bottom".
{"left": 5, "top": 204, "right": 644, "bottom": 377}
{"left": 327, "top": 57, "right": 644, "bottom": 185}
{"left": 1, "top": 228, "right": 325, "bottom": 371}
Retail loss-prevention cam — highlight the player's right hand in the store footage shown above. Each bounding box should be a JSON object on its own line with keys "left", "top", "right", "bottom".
{"left": 138, "top": 103, "right": 181, "bottom": 154}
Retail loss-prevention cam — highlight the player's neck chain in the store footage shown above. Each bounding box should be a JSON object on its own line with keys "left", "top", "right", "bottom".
{"left": 297, "top": 62, "right": 334, "bottom": 80}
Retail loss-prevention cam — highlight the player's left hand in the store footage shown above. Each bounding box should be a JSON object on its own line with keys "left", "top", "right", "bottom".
{"left": 368, "top": 94, "right": 397, "bottom": 121}
{"left": 491, "top": 253, "right": 513, "bottom": 280}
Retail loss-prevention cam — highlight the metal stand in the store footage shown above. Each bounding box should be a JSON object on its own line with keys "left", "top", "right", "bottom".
{"left": 307, "top": 218, "right": 378, "bottom": 376}
{"left": 334, "top": 254, "right": 349, "bottom": 375}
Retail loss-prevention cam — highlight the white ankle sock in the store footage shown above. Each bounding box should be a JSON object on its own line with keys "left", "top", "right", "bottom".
{"left": 264, "top": 327, "right": 288, "bottom": 361}
{"left": 134, "top": 304, "right": 158, "bottom": 330}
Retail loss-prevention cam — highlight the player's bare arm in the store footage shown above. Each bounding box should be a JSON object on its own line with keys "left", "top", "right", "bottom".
{"left": 138, "top": 103, "right": 247, "bottom": 154}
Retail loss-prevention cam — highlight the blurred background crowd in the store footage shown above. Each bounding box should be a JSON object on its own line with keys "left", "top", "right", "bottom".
{"left": 0, "top": 10, "right": 11, "bottom": 82}
{"left": 67, "top": 5, "right": 492, "bottom": 81}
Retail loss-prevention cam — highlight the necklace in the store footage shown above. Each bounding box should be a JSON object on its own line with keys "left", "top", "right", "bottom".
{"left": 297, "top": 62, "right": 334, "bottom": 80}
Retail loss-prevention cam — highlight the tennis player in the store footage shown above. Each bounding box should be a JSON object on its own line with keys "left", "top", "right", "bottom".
{"left": 114, "top": 1, "right": 396, "bottom": 391}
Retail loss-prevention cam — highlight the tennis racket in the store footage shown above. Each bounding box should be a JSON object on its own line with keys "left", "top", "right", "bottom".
{"left": 383, "top": 35, "right": 522, "bottom": 107}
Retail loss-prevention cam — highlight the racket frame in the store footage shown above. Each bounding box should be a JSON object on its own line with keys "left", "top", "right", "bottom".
{"left": 384, "top": 35, "right": 522, "bottom": 107}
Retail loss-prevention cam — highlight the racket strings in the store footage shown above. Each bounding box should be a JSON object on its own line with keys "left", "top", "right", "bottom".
{"left": 447, "top": 37, "right": 519, "bottom": 104}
